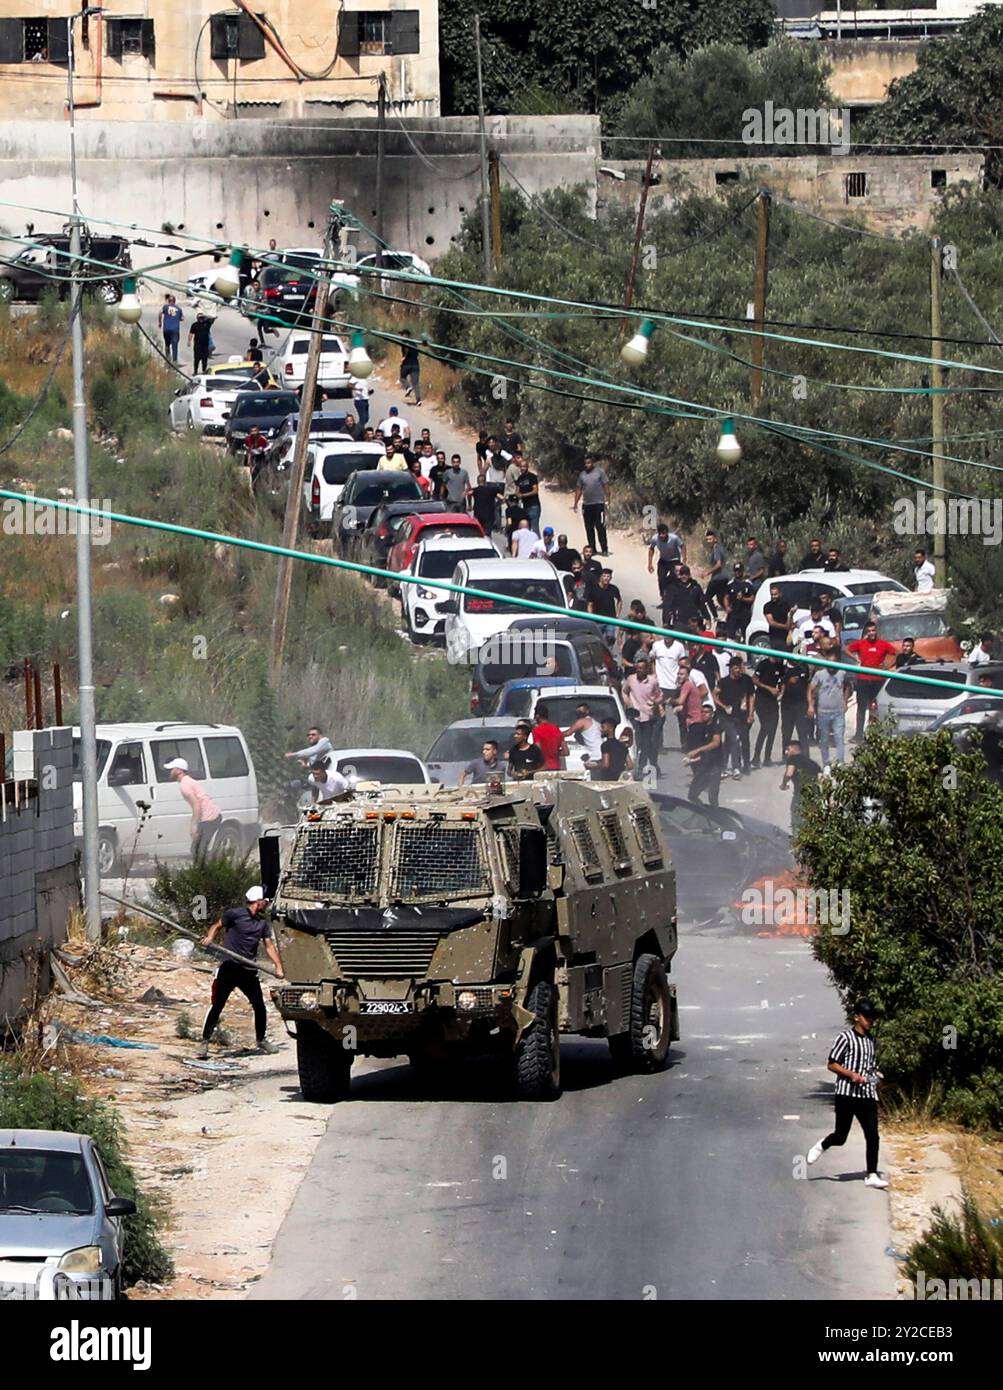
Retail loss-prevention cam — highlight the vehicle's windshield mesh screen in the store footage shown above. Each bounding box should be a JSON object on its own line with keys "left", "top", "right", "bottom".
{"left": 390, "top": 823, "right": 489, "bottom": 900}
{"left": 285, "top": 823, "right": 379, "bottom": 899}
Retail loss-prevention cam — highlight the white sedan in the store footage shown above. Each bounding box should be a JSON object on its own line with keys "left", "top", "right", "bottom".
{"left": 168, "top": 370, "right": 260, "bottom": 436}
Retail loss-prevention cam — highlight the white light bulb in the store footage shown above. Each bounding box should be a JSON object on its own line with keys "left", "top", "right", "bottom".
{"left": 716, "top": 418, "right": 742, "bottom": 465}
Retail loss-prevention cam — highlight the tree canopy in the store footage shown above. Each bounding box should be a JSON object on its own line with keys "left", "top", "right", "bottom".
{"left": 438, "top": 0, "right": 776, "bottom": 120}
{"left": 798, "top": 726, "right": 1003, "bottom": 1129}
{"left": 612, "top": 38, "right": 835, "bottom": 157}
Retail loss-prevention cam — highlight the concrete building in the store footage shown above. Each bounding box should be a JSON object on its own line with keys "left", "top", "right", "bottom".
{"left": 777, "top": 3, "right": 1003, "bottom": 108}
{"left": 0, "top": 1, "right": 440, "bottom": 121}
{"left": 0, "top": 727, "right": 78, "bottom": 1027}
{"left": 0, "top": 114, "right": 601, "bottom": 267}
{"left": 599, "top": 152, "right": 984, "bottom": 236}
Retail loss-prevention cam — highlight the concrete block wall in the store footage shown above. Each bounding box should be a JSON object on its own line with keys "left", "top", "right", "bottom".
{"left": 0, "top": 727, "right": 80, "bottom": 1026}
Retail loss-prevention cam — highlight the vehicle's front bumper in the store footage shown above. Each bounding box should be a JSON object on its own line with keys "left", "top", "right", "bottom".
{"left": 0, "top": 1259, "right": 115, "bottom": 1301}
{"left": 272, "top": 980, "right": 519, "bottom": 1042}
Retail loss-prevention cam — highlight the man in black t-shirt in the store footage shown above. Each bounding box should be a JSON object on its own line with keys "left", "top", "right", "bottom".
{"left": 751, "top": 653, "right": 785, "bottom": 767}
{"left": 684, "top": 705, "right": 724, "bottom": 806}
{"left": 551, "top": 535, "right": 581, "bottom": 573}
{"left": 781, "top": 738, "right": 821, "bottom": 833}
{"left": 894, "top": 638, "right": 925, "bottom": 669}
{"left": 198, "top": 887, "right": 284, "bottom": 1058}
{"left": 662, "top": 566, "right": 710, "bottom": 630}
{"left": 587, "top": 716, "right": 631, "bottom": 780}
{"left": 471, "top": 477, "right": 502, "bottom": 534}
{"left": 507, "top": 723, "right": 545, "bottom": 780}
{"left": 780, "top": 663, "right": 813, "bottom": 758}
{"left": 762, "top": 583, "right": 794, "bottom": 651}
{"left": 724, "top": 564, "right": 755, "bottom": 640}
{"left": 715, "top": 656, "right": 755, "bottom": 777}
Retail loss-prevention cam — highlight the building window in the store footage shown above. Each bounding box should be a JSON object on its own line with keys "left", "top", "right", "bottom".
{"left": 0, "top": 17, "right": 70, "bottom": 64}
{"left": 714, "top": 170, "right": 740, "bottom": 186}
{"left": 107, "top": 18, "right": 155, "bottom": 63}
{"left": 210, "top": 12, "right": 266, "bottom": 62}
{"left": 846, "top": 172, "right": 867, "bottom": 199}
{"left": 339, "top": 10, "right": 421, "bottom": 58}
{"left": 931, "top": 169, "right": 947, "bottom": 190}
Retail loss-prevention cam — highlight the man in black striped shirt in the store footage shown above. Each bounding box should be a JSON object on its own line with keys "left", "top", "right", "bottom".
{"left": 807, "top": 999, "right": 889, "bottom": 1188}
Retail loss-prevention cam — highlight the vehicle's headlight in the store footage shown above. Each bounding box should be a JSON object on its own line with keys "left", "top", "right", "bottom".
{"left": 59, "top": 1245, "right": 103, "bottom": 1274}
{"left": 457, "top": 991, "right": 478, "bottom": 1012}
{"left": 417, "top": 587, "right": 437, "bottom": 600}
{"left": 298, "top": 990, "right": 318, "bottom": 1009}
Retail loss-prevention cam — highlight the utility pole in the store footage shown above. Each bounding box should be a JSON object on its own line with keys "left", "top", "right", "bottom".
{"left": 624, "top": 142, "right": 658, "bottom": 313}
{"left": 68, "top": 9, "right": 102, "bottom": 942}
{"left": 271, "top": 206, "right": 342, "bottom": 675}
{"left": 750, "top": 189, "right": 771, "bottom": 408}
{"left": 488, "top": 149, "right": 502, "bottom": 268}
{"left": 474, "top": 13, "right": 491, "bottom": 281}
{"left": 375, "top": 72, "right": 386, "bottom": 271}
{"left": 930, "top": 234, "right": 947, "bottom": 587}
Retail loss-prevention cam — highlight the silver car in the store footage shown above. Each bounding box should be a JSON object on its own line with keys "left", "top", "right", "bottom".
{"left": 874, "top": 660, "right": 1002, "bottom": 734}
{"left": 0, "top": 1129, "right": 135, "bottom": 1301}
{"left": 425, "top": 718, "right": 519, "bottom": 786}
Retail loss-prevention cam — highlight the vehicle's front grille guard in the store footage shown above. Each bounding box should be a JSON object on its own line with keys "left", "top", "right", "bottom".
{"left": 282, "top": 819, "right": 490, "bottom": 903}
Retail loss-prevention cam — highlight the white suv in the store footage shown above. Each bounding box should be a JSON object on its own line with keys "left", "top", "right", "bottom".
{"left": 270, "top": 329, "right": 350, "bottom": 393}
{"left": 745, "top": 569, "right": 907, "bottom": 647}
{"left": 401, "top": 534, "right": 500, "bottom": 643}
{"left": 303, "top": 440, "right": 388, "bottom": 535}
{"left": 444, "top": 558, "right": 567, "bottom": 666}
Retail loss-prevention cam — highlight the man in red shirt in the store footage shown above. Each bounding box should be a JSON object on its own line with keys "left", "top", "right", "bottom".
{"left": 531, "top": 703, "right": 568, "bottom": 770}
{"left": 846, "top": 620, "right": 896, "bottom": 742}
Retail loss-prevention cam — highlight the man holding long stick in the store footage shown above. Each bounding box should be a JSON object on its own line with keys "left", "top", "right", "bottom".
{"left": 198, "top": 887, "right": 284, "bottom": 1059}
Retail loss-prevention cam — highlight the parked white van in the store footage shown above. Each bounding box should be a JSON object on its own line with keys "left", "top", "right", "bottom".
{"left": 68, "top": 722, "right": 259, "bottom": 874}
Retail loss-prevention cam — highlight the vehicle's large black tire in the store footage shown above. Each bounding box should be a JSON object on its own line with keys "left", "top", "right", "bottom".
{"left": 623, "top": 953, "right": 672, "bottom": 1073}
{"left": 514, "top": 978, "right": 561, "bottom": 1100}
{"left": 296, "top": 1021, "right": 352, "bottom": 1103}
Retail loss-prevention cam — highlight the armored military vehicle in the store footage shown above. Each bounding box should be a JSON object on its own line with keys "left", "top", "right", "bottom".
{"left": 262, "top": 775, "right": 679, "bottom": 1102}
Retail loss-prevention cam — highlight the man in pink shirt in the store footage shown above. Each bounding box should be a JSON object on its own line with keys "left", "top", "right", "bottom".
{"left": 164, "top": 757, "right": 223, "bottom": 860}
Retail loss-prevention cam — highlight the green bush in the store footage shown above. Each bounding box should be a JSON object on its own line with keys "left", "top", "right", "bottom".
{"left": 0, "top": 1065, "right": 173, "bottom": 1286}
{"left": 904, "top": 1190, "right": 1003, "bottom": 1287}
{"left": 798, "top": 726, "right": 1003, "bottom": 1128}
{"left": 149, "top": 849, "right": 257, "bottom": 935}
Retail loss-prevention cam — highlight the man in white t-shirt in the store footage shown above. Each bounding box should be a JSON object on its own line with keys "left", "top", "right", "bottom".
{"left": 377, "top": 405, "right": 410, "bottom": 439}
{"left": 793, "top": 606, "right": 836, "bottom": 648}
{"left": 913, "top": 548, "right": 936, "bottom": 593}
{"left": 530, "top": 526, "right": 558, "bottom": 559}
{"left": 967, "top": 633, "right": 993, "bottom": 667}
{"left": 309, "top": 762, "right": 351, "bottom": 804}
{"left": 511, "top": 518, "right": 541, "bottom": 559}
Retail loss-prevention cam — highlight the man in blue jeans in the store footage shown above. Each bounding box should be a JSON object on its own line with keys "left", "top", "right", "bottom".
{"left": 158, "top": 294, "right": 183, "bottom": 362}
{"left": 808, "top": 658, "right": 850, "bottom": 766}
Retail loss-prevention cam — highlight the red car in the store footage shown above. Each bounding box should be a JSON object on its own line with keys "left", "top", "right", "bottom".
{"left": 387, "top": 513, "right": 485, "bottom": 593}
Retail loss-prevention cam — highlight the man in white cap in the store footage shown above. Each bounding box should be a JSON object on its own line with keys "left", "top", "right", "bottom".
{"left": 163, "top": 757, "right": 223, "bottom": 860}
{"left": 198, "top": 887, "right": 284, "bottom": 1058}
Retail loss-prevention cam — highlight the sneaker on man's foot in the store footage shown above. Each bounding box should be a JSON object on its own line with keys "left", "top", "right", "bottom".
{"left": 806, "top": 1139, "right": 824, "bottom": 1165}
{"left": 196, "top": 1041, "right": 209, "bottom": 1060}
{"left": 257, "top": 1038, "right": 280, "bottom": 1055}
{"left": 864, "top": 1172, "right": 889, "bottom": 1188}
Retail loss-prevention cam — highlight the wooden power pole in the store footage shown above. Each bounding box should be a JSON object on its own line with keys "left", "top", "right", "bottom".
{"left": 488, "top": 149, "right": 502, "bottom": 268}
{"left": 930, "top": 234, "right": 947, "bottom": 587}
{"left": 624, "top": 142, "right": 657, "bottom": 313}
{"left": 474, "top": 13, "right": 491, "bottom": 281}
{"left": 271, "top": 205, "right": 342, "bottom": 675}
{"left": 750, "top": 189, "right": 771, "bottom": 407}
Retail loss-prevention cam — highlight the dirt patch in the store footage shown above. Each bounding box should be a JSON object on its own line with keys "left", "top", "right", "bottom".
{"left": 883, "top": 1121, "right": 1003, "bottom": 1297}
{"left": 42, "top": 937, "right": 327, "bottom": 1299}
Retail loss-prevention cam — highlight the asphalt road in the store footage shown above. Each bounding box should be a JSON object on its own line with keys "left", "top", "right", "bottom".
{"left": 200, "top": 305, "right": 893, "bottom": 1300}
{"left": 253, "top": 930, "right": 892, "bottom": 1301}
